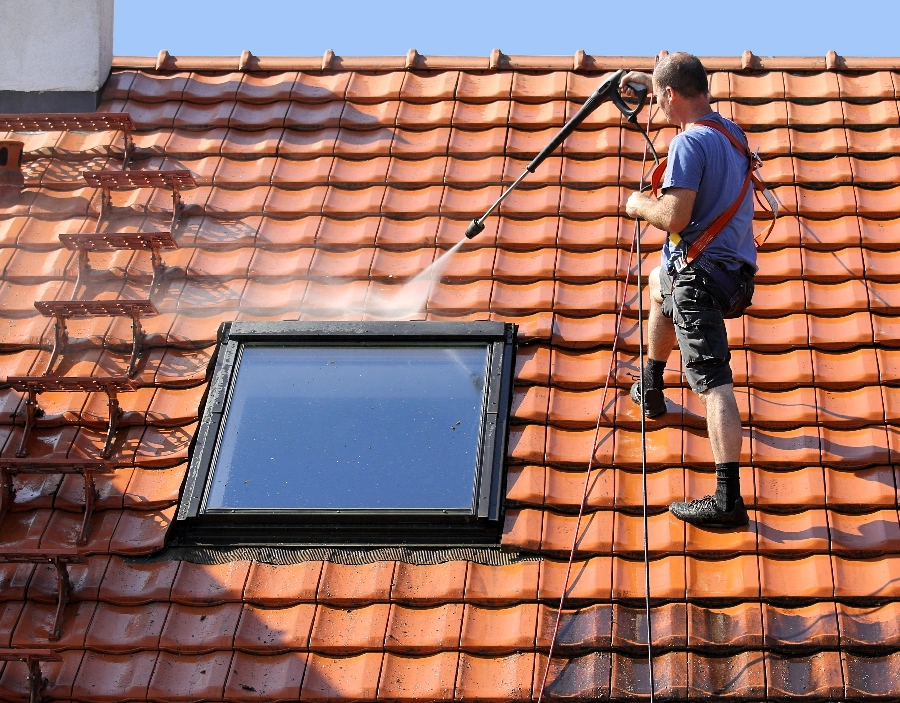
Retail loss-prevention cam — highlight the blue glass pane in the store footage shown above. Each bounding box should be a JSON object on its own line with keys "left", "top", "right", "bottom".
{"left": 206, "top": 345, "right": 489, "bottom": 510}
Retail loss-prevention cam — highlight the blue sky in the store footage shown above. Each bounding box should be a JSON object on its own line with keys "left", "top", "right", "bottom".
{"left": 114, "top": 0, "right": 898, "bottom": 58}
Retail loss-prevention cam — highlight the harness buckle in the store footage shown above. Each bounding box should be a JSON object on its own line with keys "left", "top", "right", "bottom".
{"left": 751, "top": 149, "right": 763, "bottom": 171}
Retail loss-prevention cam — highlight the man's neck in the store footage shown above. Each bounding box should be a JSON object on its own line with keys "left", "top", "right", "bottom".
{"left": 678, "top": 101, "right": 714, "bottom": 131}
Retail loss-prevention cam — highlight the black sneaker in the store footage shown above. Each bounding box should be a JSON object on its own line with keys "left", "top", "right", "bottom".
{"left": 669, "top": 495, "right": 749, "bottom": 528}
{"left": 630, "top": 380, "right": 667, "bottom": 418}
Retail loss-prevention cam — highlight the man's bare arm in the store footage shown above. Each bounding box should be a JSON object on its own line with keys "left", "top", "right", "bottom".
{"left": 625, "top": 188, "right": 696, "bottom": 233}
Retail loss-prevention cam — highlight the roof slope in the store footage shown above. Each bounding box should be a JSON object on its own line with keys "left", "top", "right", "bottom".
{"left": 1, "top": 56, "right": 900, "bottom": 700}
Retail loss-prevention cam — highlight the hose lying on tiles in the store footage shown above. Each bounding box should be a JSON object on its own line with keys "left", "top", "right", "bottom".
{"left": 534, "top": 83, "right": 661, "bottom": 703}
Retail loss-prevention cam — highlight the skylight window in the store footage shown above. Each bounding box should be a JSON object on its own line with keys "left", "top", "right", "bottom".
{"left": 175, "top": 321, "right": 515, "bottom": 546}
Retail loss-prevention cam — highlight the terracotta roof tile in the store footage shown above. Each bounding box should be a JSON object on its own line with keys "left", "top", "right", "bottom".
{"left": 147, "top": 650, "right": 232, "bottom": 701}
{"left": 844, "top": 100, "right": 900, "bottom": 125}
{"left": 0, "top": 563, "right": 34, "bottom": 601}
{"left": 732, "top": 101, "right": 789, "bottom": 127}
{"left": 466, "top": 561, "right": 539, "bottom": 603}
{"left": 690, "top": 651, "right": 764, "bottom": 698}
{"left": 400, "top": 71, "right": 459, "bottom": 102}
{"left": 128, "top": 71, "right": 189, "bottom": 102}
{"left": 838, "top": 602, "right": 900, "bottom": 647}
{"left": 848, "top": 126, "right": 900, "bottom": 153}
{"left": 456, "top": 652, "right": 534, "bottom": 702}
{"left": 787, "top": 100, "right": 845, "bottom": 126}
{"left": 71, "top": 650, "right": 157, "bottom": 701}
{"left": 276, "top": 127, "right": 336, "bottom": 157}
{"left": 235, "top": 71, "right": 297, "bottom": 103}
{"left": 11, "top": 599, "right": 95, "bottom": 647}
{"left": 85, "top": 601, "right": 169, "bottom": 652}
{"left": 291, "top": 73, "right": 351, "bottom": 103}
{"left": 397, "top": 100, "right": 455, "bottom": 128}
{"left": 791, "top": 127, "right": 847, "bottom": 155}
{"left": 225, "top": 651, "right": 307, "bottom": 700}
{"left": 685, "top": 554, "right": 757, "bottom": 599}
{"left": 301, "top": 652, "right": 383, "bottom": 700}
{"left": 784, "top": 71, "right": 840, "bottom": 100}
{"left": 182, "top": 72, "right": 242, "bottom": 104}
{"left": 833, "top": 555, "right": 900, "bottom": 598}
{"left": 346, "top": 72, "right": 405, "bottom": 102}
{"left": 688, "top": 602, "right": 762, "bottom": 649}
{"left": 159, "top": 602, "right": 241, "bottom": 652}
{"left": 844, "top": 652, "right": 900, "bottom": 698}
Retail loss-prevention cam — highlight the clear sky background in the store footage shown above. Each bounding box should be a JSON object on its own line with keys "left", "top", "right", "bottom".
{"left": 114, "top": 0, "right": 898, "bottom": 58}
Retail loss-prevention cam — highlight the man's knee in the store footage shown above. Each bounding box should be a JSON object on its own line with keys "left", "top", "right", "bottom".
{"left": 649, "top": 266, "right": 664, "bottom": 303}
{"left": 698, "top": 382, "right": 735, "bottom": 408}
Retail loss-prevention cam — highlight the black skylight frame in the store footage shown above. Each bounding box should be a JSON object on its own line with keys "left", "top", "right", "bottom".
{"left": 173, "top": 321, "right": 516, "bottom": 547}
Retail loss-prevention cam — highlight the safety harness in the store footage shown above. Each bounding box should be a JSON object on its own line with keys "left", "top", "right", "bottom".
{"left": 650, "top": 118, "right": 779, "bottom": 316}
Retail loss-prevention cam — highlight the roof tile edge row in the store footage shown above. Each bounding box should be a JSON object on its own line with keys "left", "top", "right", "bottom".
{"left": 111, "top": 53, "right": 900, "bottom": 72}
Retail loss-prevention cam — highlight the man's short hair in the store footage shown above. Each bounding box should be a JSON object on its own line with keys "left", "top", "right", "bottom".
{"left": 654, "top": 52, "right": 708, "bottom": 98}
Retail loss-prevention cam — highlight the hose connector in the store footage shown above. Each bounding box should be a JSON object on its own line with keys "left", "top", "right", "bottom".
{"left": 464, "top": 219, "right": 486, "bottom": 239}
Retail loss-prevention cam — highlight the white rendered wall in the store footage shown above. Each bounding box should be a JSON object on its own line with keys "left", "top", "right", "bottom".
{"left": 0, "top": 0, "right": 114, "bottom": 92}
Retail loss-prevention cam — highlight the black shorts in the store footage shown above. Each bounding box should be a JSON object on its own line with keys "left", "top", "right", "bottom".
{"left": 659, "top": 263, "right": 755, "bottom": 394}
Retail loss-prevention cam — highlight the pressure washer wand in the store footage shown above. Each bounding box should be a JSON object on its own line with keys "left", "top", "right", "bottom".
{"left": 464, "top": 68, "right": 649, "bottom": 238}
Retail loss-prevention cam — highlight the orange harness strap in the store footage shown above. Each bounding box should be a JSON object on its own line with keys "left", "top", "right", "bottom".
{"left": 650, "top": 119, "right": 778, "bottom": 265}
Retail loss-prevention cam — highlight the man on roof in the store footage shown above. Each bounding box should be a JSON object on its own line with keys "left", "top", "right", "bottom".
{"left": 620, "top": 53, "right": 756, "bottom": 528}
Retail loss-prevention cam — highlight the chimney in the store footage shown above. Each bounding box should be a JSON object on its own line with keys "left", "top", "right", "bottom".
{"left": 0, "top": 0, "right": 114, "bottom": 112}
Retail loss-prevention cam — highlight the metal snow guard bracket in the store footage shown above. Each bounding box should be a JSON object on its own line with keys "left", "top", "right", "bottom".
{"left": 7, "top": 376, "right": 137, "bottom": 460}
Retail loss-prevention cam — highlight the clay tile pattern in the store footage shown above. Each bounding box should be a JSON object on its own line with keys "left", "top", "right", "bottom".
{"left": 2, "top": 58, "right": 900, "bottom": 702}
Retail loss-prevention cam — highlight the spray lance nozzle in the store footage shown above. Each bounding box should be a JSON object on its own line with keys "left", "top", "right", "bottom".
{"left": 464, "top": 219, "right": 486, "bottom": 239}
{"left": 463, "top": 69, "right": 653, "bottom": 238}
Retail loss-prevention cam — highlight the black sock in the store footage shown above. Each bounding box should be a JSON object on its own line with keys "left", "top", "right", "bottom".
{"left": 644, "top": 359, "right": 666, "bottom": 391}
{"left": 714, "top": 462, "right": 741, "bottom": 511}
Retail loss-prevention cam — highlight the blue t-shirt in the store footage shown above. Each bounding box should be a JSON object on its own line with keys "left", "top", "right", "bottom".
{"left": 661, "top": 112, "right": 757, "bottom": 272}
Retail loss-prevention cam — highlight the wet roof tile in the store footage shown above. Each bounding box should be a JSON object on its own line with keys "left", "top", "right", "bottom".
{"left": 85, "top": 601, "right": 169, "bottom": 652}
{"left": 225, "top": 651, "right": 307, "bottom": 700}
{"left": 159, "top": 602, "right": 241, "bottom": 652}
{"left": 838, "top": 602, "right": 900, "bottom": 647}
{"left": 147, "top": 651, "right": 232, "bottom": 701}
{"left": 71, "top": 650, "right": 158, "bottom": 701}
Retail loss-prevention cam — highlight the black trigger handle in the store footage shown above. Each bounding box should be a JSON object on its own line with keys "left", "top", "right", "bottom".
{"left": 612, "top": 81, "right": 648, "bottom": 123}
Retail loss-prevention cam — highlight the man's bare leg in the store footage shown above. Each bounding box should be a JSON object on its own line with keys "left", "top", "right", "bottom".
{"left": 647, "top": 266, "right": 677, "bottom": 364}
{"left": 678, "top": 381, "right": 746, "bottom": 523}
{"left": 632, "top": 267, "right": 679, "bottom": 417}
{"left": 669, "top": 381, "right": 747, "bottom": 525}
{"left": 698, "top": 383, "right": 742, "bottom": 463}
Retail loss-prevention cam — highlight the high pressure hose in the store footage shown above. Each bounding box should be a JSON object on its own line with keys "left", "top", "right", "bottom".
{"left": 534, "top": 81, "right": 661, "bottom": 703}
{"left": 634, "top": 92, "right": 659, "bottom": 703}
